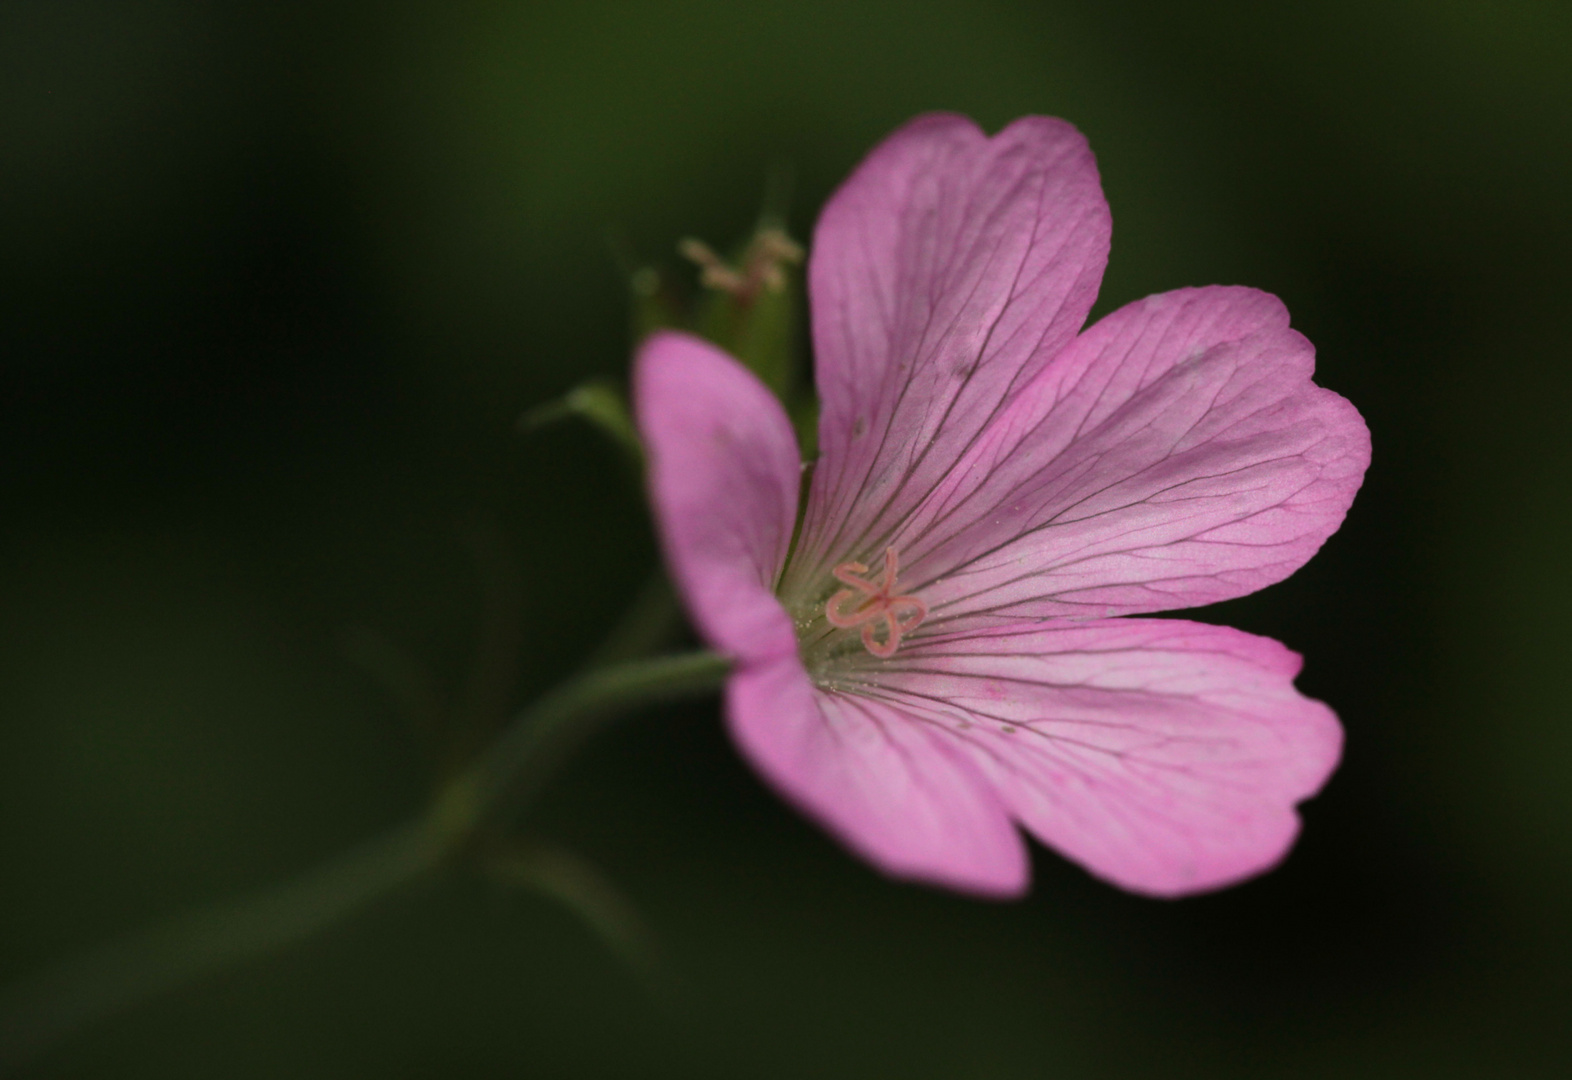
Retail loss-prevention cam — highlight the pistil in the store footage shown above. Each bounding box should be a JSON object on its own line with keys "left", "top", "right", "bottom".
{"left": 824, "top": 547, "right": 928, "bottom": 658}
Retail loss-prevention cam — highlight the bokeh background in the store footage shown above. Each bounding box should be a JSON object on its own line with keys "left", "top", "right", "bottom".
{"left": 3, "top": 0, "right": 1570, "bottom": 1076}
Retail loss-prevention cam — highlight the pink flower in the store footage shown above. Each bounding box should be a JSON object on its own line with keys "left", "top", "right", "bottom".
{"left": 633, "top": 114, "right": 1371, "bottom": 898}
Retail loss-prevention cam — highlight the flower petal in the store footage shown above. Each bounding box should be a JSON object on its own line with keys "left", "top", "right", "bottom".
{"left": 785, "top": 113, "right": 1112, "bottom": 597}
{"left": 633, "top": 331, "right": 801, "bottom": 663}
{"left": 728, "top": 652, "right": 1029, "bottom": 897}
{"left": 845, "top": 617, "right": 1341, "bottom": 896}
{"left": 893, "top": 286, "right": 1371, "bottom": 626}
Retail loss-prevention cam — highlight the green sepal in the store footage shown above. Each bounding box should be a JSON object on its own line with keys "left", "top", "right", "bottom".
{"left": 681, "top": 222, "right": 805, "bottom": 401}
{"left": 630, "top": 265, "right": 686, "bottom": 342}
{"left": 790, "top": 394, "right": 819, "bottom": 462}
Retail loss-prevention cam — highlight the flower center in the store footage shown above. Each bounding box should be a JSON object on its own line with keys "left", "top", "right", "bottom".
{"left": 823, "top": 547, "right": 928, "bottom": 658}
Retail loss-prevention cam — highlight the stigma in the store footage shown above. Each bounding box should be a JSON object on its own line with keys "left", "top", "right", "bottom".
{"left": 824, "top": 547, "right": 928, "bottom": 658}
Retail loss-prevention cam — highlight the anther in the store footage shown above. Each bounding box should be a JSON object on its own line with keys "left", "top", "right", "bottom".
{"left": 824, "top": 547, "right": 928, "bottom": 658}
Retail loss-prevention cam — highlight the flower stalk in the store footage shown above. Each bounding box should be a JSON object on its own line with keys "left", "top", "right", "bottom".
{"left": 0, "top": 649, "right": 729, "bottom": 1073}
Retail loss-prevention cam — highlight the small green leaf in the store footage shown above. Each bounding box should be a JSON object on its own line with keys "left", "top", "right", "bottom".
{"left": 520, "top": 378, "right": 644, "bottom": 464}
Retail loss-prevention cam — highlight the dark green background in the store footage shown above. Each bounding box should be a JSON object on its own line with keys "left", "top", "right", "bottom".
{"left": 3, "top": 1, "right": 1569, "bottom": 1075}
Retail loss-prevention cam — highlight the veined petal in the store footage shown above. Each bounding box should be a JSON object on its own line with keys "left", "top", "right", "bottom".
{"left": 893, "top": 287, "right": 1370, "bottom": 627}
{"left": 785, "top": 114, "right": 1112, "bottom": 597}
{"left": 633, "top": 331, "right": 801, "bottom": 663}
{"left": 843, "top": 618, "right": 1341, "bottom": 896}
{"left": 728, "top": 653, "right": 1029, "bottom": 897}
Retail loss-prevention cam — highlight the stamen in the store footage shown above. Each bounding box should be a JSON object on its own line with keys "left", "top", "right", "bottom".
{"left": 824, "top": 547, "right": 928, "bottom": 658}
{"left": 677, "top": 238, "right": 747, "bottom": 294}
{"left": 678, "top": 227, "right": 804, "bottom": 304}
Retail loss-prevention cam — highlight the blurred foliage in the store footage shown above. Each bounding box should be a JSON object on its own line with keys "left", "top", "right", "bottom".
{"left": 1, "top": 0, "right": 1570, "bottom": 1076}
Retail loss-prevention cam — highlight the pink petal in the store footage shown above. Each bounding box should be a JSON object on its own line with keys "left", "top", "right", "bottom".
{"left": 892, "top": 286, "right": 1371, "bottom": 627}
{"left": 856, "top": 617, "right": 1342, "bottom": 896}
{"left": 633, "top": 331, "right": 802, "bottom": 664}
{"left": 728, "top": 652, "right": 1029, "bottom": 897}
{"left": 784, "top": 113, "right": 1112, "bottom": 598}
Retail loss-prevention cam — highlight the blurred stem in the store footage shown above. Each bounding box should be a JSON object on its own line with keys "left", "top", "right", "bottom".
{"left": 482, "top": 842, "right": 667, "bottom": 996}
{"left": 587, "top": 571, "right": 683, "bottom": 667}
{"left": 447, "top": 520, "right": 527, "bottom": 774}
{"left": 0, "top": 821, "right": 440, "bottom": 1074}
{"left": 338, "top": 624, "right": 447, "bottom": 751}
{"left": 0, "top": 649, "right": 728, "bottom": 1074}
{"left": 433, "top": 650, "right": 728, "bottom": 837}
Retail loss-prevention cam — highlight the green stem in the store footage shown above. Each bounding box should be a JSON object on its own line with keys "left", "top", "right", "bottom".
{"left": 0, "top": 650, "right": 729, "bottom": 1073}
{"left": 0, "top": 822, "right": 441, "bottom": 1073}
{"left": 431, "top": 650, "right": 731, "bottom": 839}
